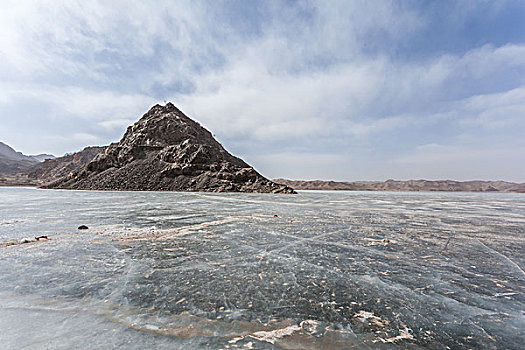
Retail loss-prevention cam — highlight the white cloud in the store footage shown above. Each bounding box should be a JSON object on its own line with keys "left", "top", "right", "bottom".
{"left": 72, "top": 132, "right": 100, "bottom": 143}
{"left": 98, "top": 119, "right": 136, "bottom": 130}
{"left": 458, "top": 86, "right": 525, "bottom": 129}
{"left": 178, "top": 42, "right": 525, "bottom": 148}
{"left": 0, "top": 83, "right": 156, "bottom": 121}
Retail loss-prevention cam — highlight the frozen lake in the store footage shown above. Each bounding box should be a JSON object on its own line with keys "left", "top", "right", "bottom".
{"left": 0, "top": 187, "right": 524, "bottom": 349}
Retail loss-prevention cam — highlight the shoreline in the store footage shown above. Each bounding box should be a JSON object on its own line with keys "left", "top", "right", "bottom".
{"left": 1, "top": 183, "right": 523, "bottom": 194}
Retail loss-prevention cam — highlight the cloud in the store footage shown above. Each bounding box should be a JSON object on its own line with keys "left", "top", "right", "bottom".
{"left": 0, "top": 83, "right": 156, "bottom": 120}
{"left": 178, "top": 42, "right": 525, "bottom": 148}
{"left": 72, "top": 132, "right": 100, "bottom": 143}
{"left": 459, "top": 86, "right": 525, "bottom": 129}
{"left": 0, "top": 83, "right": 157, "bottom": 154}
{"left": 98, "top": 119, "right": 137, "bottom": 131}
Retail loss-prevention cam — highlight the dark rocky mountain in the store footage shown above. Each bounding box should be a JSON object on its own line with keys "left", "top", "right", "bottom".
{"left": 274, "top": 179, "right": 525, "bottom": 193}
{"left": 44, "top": 103, "right": 295, "bottom": 193}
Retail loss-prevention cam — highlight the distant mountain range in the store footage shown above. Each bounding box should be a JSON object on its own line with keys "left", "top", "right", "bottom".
{"left": 274, "top": 179, "right": 525, "bottom": 193}
{"left": 0, "top": 142, "right": 54, "bottom": 175}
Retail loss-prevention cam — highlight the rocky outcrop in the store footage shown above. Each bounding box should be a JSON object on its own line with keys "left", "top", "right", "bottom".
{"left": 274, "top": 179, "right": 525, "bottom": 193}
{"left": 44, "top": 103, "right": 295, "bottom": 193}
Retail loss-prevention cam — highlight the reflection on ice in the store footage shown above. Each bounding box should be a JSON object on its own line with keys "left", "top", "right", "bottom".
{"left": 0, "top": 188, "right": 524, "bottom": 349}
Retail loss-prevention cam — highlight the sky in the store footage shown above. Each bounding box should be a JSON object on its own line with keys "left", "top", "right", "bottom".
{"left": 0, "top": 0, "right": 524, "bottom": 182}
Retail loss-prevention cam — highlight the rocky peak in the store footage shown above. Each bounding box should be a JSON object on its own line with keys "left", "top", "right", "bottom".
{"left": 120, "top": 102, "right": 222, "bottom": 150}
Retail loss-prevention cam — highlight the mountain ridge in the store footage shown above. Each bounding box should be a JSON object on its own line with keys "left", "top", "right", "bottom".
{"left": 274, "top": 179, "right": 525, "bottom": 193}
{"left": 0, "top": 141, "right": 54, "bottom": 175}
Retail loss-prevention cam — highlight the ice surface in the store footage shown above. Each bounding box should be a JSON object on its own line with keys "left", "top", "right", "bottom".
{"left": 0, "top": 187, "right": 524, "bottom": 349}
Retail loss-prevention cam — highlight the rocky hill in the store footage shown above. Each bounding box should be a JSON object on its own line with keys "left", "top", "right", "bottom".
{"left": 274, "top": 179, "right": 525, "bottom": 193}
{"left": 0, "top": 142, "right": 53, "bottom": 175}
{"left": 0, "top": 155, "right": 35, "bottom": 175}
{"left": 28, "top": 146, "right": 105, "bottom": 183}
{"left": 44, "top": 103, "right": 295, "bottom": 193}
